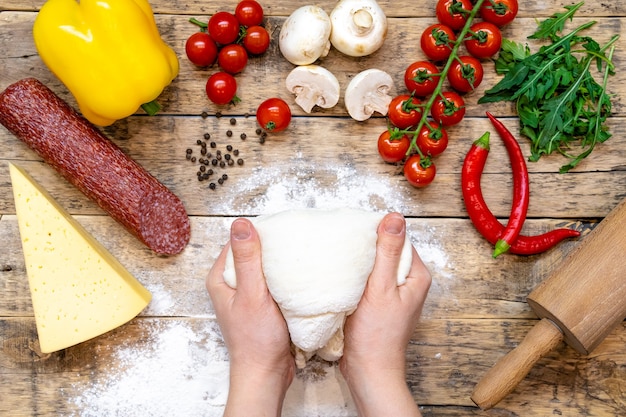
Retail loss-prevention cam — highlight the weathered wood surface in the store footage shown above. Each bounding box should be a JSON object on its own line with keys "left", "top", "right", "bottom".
{"left": 1, "top": 0, "right": 625, "bottom": 416}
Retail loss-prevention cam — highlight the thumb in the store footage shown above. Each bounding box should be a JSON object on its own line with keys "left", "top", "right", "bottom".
{"left": 230, "top": 218, "right": 267, "bottom": 297}
{"left": 368, "top": 212, "right": 408, "bottom": 292}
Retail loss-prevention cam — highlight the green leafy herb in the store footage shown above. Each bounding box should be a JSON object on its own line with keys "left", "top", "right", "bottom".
{"left": 478, "top": 1, "right": 619, "bottom": 172}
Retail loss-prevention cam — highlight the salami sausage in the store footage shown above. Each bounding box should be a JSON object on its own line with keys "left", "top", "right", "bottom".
{"left": 0, "top": 78, "right": 190, "bottom": 255}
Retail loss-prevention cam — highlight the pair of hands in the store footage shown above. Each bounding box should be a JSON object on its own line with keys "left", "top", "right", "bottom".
{"left": 207, "top": 212, "right": 432, "bottom": 417}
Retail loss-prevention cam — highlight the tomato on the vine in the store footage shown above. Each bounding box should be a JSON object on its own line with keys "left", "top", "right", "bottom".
{"left": 235, "top": 0, "right": 264, "bottom": 27}
{"left": 388, "top": 95, "right": 422, "bottom": 129}
{"left": 447, "top": 55, "right": 484, "bottom": 93}
{"left": 480, "top": 0, "right": 518, "bottom": 27}
{"left": 431, "top": 91, "right": 465, "bottom": 126}
{"left": 257, "top": 98, "right": 292, "bottom": 132}
{"left": 404, "top": 154, "right": 436, "bottom": 188}
{"left": 416, "top": 121, "right": 449, "bottom": 157}
{"left": 377, "top": 130, "right": 411, "bottom": 163}
{"left": 206, "top": 72, "right": 238, "bottom": 105}
{"left": 420, "top": 24, "right": 456, "bottom": 62}
{"left": 436, "top": 0, "right": 473, "bottom": 31}
{"left": 464, "top": 21, "right": 502, "bottom": 59}
{"left": 218, "top": 44, "right": 249, "bottom": 74}
{"left": 404, "top": 61, "right": 441, "bottom": 97}
{"left": 185, "top": 32, "right": 218, "bottom": 67}
{"left": 208, "top": 11, "right": 240, "bottom": 45}
{"left": 242, "top": 25, "right": 270, "bottom": 55}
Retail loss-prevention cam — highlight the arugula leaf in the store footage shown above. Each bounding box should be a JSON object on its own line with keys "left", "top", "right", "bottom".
{"left": 478, "top": 3, "right": 619, "bottom": 172}
{"left": 528, "top": 1, "right": 584, "bottom": 40}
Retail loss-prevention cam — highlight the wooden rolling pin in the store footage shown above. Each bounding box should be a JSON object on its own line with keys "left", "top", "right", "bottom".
{"left": 471, "top": 198, "right": 626, "bottom": 410}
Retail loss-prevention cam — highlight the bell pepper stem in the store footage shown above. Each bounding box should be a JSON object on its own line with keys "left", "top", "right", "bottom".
{"left": 141, "top": 100, "right": 161, "bottom": 116}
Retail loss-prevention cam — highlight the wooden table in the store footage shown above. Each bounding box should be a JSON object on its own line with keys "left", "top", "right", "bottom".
{"left": 1, "top": 1, "right": 625, "bottom": 416}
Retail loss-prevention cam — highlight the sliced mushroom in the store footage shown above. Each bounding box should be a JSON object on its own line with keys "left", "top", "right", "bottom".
{"left": 329, "top": 0, "right": 388, "bottom": 57}
{"left": 279, "top": 5, "right": 332, "bottom": 66}
{"left": 285, "top": 66, "right": 340, "bottom": 113}
{"left": 344, "top": 69, "right": 395, "bottom": 121}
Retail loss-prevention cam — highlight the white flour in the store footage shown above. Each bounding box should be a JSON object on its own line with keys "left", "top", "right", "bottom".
{"left": 68, "top": 157, "right": 451, "bottom": 416}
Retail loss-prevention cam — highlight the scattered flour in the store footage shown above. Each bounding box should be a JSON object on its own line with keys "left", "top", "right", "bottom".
{"left": 67, "top": 157, "right": 453, "bottom": 416}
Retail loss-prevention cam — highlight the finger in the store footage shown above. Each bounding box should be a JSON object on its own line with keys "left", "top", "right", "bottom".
{"left": 230, "top": 218, "right": 268, "bottom": 298}
{"left": 206, "top": 241, "right": 232, "bottom": 304}
{"left": 368, "top": 212, "right": 408, "bottom": 293}
{"left": 400, "top": 246, "right": 432, "bottom": 304}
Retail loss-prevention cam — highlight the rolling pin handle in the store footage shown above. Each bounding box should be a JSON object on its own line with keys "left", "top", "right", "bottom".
{"left": 470, "top": 318, "right": 564, "bottom": 410}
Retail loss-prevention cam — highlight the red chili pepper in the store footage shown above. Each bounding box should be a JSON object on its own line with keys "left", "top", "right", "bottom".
{"left": 487, "top": 112, "right": 529, "bottom": 258}
{"left": 462, "top": 131, "right": 580, "bottom": 255}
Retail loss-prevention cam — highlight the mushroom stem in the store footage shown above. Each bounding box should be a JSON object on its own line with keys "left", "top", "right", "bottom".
{"left": 364, "top": 87, "right": 392, "bottom": 115}
{"left": 352, "top": 9, "right": 374, "bottom": 35}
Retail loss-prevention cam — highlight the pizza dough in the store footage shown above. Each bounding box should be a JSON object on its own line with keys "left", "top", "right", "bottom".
{"left": 223, "top": 208, "right": 413, "bottom": 367}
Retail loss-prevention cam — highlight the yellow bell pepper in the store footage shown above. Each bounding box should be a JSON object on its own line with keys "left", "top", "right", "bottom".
{"left": 33, "top": 0, "right": 179, "bottom": 126}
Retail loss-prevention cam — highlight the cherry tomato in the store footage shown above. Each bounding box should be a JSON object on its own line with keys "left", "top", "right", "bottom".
{"left": 242, "top": 25, "right": 270, "bottom": 55}
{"left": 416, "top": 121, "right": 449, "bottom": 157}
{"left": 420, "top": 24, "right": 456, "bottom": 62}
{"left": 377, "top": 130, "right": 411, "bottom": 163}
{"left": 430, "top": 91, "right": 465, "bottom": 126}
{"left": 206, "top": 72, "right": 238, "bottom": 105}
{"left": 218, "top": 44, "right": 249, "bottom": 74}
{"left": 185, "top": 32, "right": 219, "bottom": 67}
{"left": 436, "top": 0, "right": 473, "bottom": 31}
{"left": 388, "top": 95, "right": 422, "bottom": 129}
{"left": 480, "top": 0, "right": 518, "bottom": 27}
{"left": 464, "top": 21, "right": 502, "bottom": 59}
{"left": 447, "top": 55, "right": 484, "bottom": 93}
{"left": 404, "top": 154, "right": 436, "bottom": 188}
{"left": 404, "top": 61, "right": 441, "bottom": 97}
{"left": 208, "top": 11, "right": 240, "bottom": 45}
{"left": 257, "top": 98, "right": 292, "bottom": 132}
{"left": 235, "top": 0, "right": 264, "bottom": 26}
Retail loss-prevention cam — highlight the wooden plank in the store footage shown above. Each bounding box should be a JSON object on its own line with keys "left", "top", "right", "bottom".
{"left": 1, "top": 317, "right": 624, "bottom": 415}
{"left": 1, "top": 0, "right": 624, "bottom": 17}
{"left": 0, "top": 215, "right": 587, "bottom": 318}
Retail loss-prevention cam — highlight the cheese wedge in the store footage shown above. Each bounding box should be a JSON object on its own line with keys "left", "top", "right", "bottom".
{"left": 9, "top": 163, "right": 151, "bottom": 353}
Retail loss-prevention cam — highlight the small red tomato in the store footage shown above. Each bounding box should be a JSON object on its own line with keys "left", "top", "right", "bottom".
{"left": 430, "top": 91, "right": 465, "bottom": 126}
{"left": 416, "top": 121, "right": 449, "bottom": 157}
{"left": 404, "top": 61, "right": 441, "bottom": 97}
{"left": 208, "top": 11, "right": 240, "bottom": 45}
{"left": 447, "top": 55, "right": 484, "bottom": 93}
{"left": 218, "top": 44, "right": 249, "bottom": 74}
{"left": 436, "top": 0, "right": 473, "bottom": 31}
{"left": 377, "top": 130, "right": 411, "bottom": 163}
{"left": 464, "top": 21, "right": 502, "bottom": 59}
{"left": 206, "top": 72, "right": 238, "bottom": 105}
{"left": 185, "top": 32, "right": 218, "bottom": 67}
{"left": 420, "top": 24, "right": 456, "bottom": 62}
{"left": 257, "top": 98, "right": 291, "bottom": 132}
{"left": 388, "top": 95, "right": 422, "bottom": 129}
{"left": 243, "top": 25, "right": 270, "bottom": 55}
{"left": 480, "top": 0, "right": 518, "bottom": 27}
{"left": 404, "top": 154, "right": 436, "bottom": 188}
{"left": 235, "top": 0, "right": 264, "bottom": 26}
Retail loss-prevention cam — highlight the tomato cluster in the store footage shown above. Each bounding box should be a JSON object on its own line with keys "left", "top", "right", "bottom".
{"left": 378, "top": 0, "right": 518, "bottom": 188}
{"left": 185, "top": 1, "right": 270, "bottom": 105}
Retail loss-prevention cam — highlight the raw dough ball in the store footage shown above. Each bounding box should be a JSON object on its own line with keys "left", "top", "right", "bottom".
{"left": 223, "top": 208, "right": 413, "bottom": 367}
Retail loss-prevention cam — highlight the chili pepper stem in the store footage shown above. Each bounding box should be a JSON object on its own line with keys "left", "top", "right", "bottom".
{"left": 493, "top": 239, "right": 511, "bottom": 258}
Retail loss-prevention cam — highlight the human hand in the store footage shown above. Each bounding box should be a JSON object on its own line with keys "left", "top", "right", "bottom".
{"left": 207, "top": 218, "right": 295, "bottom": 417}
{"left": 339, "top": 212, "right": 431, "bottom": 417}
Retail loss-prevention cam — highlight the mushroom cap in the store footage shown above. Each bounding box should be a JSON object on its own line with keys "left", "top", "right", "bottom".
{"left": 279, "top": 5, "right": 332, "bottom": 65}
{"left": 285, "top": 65, "right": 340, "bottom": 113}
{"left": 344, "top": 69, "right": 395, "bottom": 121}
{"left": 329, "top": 0, "right": 388, "bottom": 57}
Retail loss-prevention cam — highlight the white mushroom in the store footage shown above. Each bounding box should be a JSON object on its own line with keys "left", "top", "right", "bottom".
{"left": 279, "top": 6, "right": 332, "bottom": 66}
{"left": 344, "top": 69, "right": 395, "bottom": 121}
{"left": 329, "top": 0, "right": 388, "bottom": 57}
{"left": 285, "top": 66, "right": 340, "bottom": 113}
